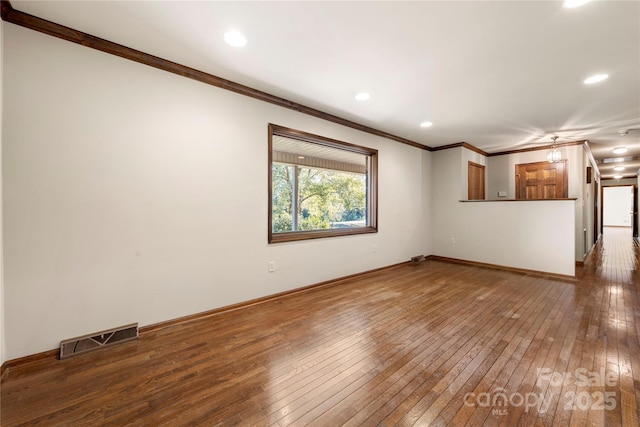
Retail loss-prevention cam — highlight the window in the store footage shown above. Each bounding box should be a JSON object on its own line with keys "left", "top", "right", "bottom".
{"left": 268, "top": 124, "right": 378, "bottom": 243}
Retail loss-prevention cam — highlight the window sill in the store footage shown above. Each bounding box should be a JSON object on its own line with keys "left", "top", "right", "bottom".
{"left": 269, "top": 226, "right": 378, "bottom": 243}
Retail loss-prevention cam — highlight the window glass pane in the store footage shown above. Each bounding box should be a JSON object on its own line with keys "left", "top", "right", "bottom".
{"left": 272, "top": 164, "right": 294, "bottom": 232}
{"left": 296, "top": 167, "right": 366, "bottom": 231}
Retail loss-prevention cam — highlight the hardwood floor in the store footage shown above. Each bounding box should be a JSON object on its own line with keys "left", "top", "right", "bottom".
{"left": 1, "top": 227, "right": 639, "bottom": 426}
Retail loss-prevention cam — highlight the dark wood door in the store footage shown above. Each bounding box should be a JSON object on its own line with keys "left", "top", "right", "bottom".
{"left": 468, "top": 162, "right": 485, "bottom": 200}
{"left": 515, "top": 160, "right": 568, "bottom": 199}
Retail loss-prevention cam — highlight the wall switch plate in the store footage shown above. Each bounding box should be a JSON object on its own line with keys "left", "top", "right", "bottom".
{"left": 268, "top": 261, "right": 275, "bottom": 272}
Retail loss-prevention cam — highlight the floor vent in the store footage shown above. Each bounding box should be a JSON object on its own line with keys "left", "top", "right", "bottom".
{"left": 60, "top": 323, "right": 138, "bottom": 359}
{"left": 411, "top": 255, "right": 426, "bottom": 264}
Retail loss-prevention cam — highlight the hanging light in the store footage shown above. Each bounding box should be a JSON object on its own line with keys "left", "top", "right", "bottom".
{"left": 547, "top": 136, "right": 562, "bottom": 163}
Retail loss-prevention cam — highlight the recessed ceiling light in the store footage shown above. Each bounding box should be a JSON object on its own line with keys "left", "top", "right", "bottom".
{"left": 584, "top": 74, "right": 608, "bottom": 85}
{"left": 563, "top": 0, "right": 590, "bottom": 8}
{"left": 355, "top": 93, "right": 370, "bottom": 101}
{"left": 614, "top": 166, "right": 625, "bottom": 171}
{"left": 614, "top": 175, "right": 623, "bottom": 179}
{"left": 612, "top": 147, "right": 628, "bottom": 154}
{"left": 224, "top": 31, "right": 247, "bottom": 47}
{"left": 420, "top": 121, "right": 433, "bottom": 128}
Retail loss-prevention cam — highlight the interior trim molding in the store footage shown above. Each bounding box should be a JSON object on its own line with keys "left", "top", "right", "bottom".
{"left": 0, "top": 0, "right": 428, "bottom": 151}
{"left": 488, "top": 140, "right": 585, "bottom": 157}
{"left": 428, "top": 140, "right": 588, "bottom": 163}
{"left": 141, "top": 260, "right": 407, "bottom": 333}
{"left": 426, "top": 255, "right": 576, "bottom": 281}
{"left": 0, "top": 260, "right": 410, "bottom": 373}
{"left": 430, "top": 142, "right": 489, "bottom": 157}
{"left": 1, "top": 348, "right": 59, "bottom": 380}
{"left": 0, "top": 0, "right": 608, "bottom": 166}
{"left": 1, "top": 252, "right": 582, "bottom": 372}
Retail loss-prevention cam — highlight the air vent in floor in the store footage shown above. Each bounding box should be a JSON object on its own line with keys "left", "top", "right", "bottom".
{"left": 411, "top": 255, "right": 426, "bottom": 264}
{"left": 60, "top": 323, "right": 138, "bottom": 359}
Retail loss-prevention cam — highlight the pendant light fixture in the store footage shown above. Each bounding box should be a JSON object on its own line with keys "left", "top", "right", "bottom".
{"left": 547, "top": 136, "right": 562, "bottom": 163}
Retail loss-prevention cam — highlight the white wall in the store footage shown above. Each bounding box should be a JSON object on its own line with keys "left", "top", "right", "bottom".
{"left": 431, "top": 148, "right": 575, "bottom": 276}
{"left": 2, "top": 25, "right": 432, "bottom": 360}
{"left": 603, "top": 186, "right": 633, "bottom": 226}
{"left": 486, "top": 145, "right": 586, "bottom": 261}
{"left": 431, "top": 147, "right": 463, "bottom": 251}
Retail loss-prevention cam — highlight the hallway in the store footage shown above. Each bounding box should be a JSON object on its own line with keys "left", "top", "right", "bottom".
{"left": 581, "top": 226, "right": 638, "bottom": 284}
{"left": 568, "top": 226, "right": 640, "bottom": 426}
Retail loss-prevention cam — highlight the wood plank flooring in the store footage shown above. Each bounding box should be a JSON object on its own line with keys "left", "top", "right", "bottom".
{"left": 1, "top": 227, "right": 639, "bottom": 426}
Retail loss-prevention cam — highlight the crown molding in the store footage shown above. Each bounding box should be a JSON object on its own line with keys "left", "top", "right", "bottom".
{"left": 0, "top": 0, "right": 611, "bottom": 169}
{"left": 0, "top": 0, "right": 429, "bottom": 151}
{"left": 488, "top": 140, "right": 586, "bottom": 157}
{"left": 430, "top": 142, "right": 489, "bottom": 157}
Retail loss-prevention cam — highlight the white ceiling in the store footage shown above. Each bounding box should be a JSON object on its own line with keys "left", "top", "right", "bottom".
{"left": 11, "top": 0, "right": 640, "bottom": 178}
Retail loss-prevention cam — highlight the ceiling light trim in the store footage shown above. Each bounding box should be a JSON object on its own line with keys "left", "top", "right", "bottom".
{"left": 583, "top": 74, "right": 609, "bottom": 85}
{"left": 563, "top": 0, "right": 590, "bottom": 9}
{"left": 223, "top": 30, "right": 247, "bottom": 47}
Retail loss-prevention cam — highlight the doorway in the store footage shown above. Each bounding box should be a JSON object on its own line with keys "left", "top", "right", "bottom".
{"left": 602, "top": 185, "right": 636, "bottom": 236}
{"left": 468, "top": 161, "right": 485, "bottom": 200}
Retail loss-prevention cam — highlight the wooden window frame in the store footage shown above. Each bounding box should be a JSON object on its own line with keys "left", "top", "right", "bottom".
{"left": 268, "top": 124, "right": 378, "bottom": 243}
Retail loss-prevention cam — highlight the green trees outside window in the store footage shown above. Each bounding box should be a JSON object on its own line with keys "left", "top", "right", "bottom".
{"left": 272, "top": 164, "right": 366, "bottom": 233}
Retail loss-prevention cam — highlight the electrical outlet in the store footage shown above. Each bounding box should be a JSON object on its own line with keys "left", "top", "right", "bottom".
{"left": 268, "top": 261, "right": 276, "bottom": 272}
{"left": 450, "top": 237, "right": 455, "bottom": 245}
